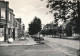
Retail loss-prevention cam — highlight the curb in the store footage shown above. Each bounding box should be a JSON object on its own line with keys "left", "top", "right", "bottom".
{"left": 0, "top": 43, "right": 39, "bottom": 47}
{"left": 0, "top": 37, "right": 39, "bottom": 47}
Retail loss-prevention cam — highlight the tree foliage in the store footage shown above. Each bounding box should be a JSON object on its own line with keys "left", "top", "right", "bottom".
{"left": 47, "top": 0, "right": 78, "bottom": 21}
{"left": 45, "top": 0, "right": 80, "bottom": 34}
{"left": 65, "top": 22, "right": 72, "bottom": 36}
{"left": 28, "top": 17, "right": 42, "bottom": 35}
{"left": 40, "top": 23, "right": 58, "bottom": 35}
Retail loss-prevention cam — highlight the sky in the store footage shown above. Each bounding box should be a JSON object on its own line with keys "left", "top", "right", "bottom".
{"left": 5, "top": 0, "right": 55, "bottom": 30}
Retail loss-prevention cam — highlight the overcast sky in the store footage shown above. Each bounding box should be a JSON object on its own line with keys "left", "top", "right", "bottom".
{"left": 5, "top": 0, "right": 55, "bottom": 30}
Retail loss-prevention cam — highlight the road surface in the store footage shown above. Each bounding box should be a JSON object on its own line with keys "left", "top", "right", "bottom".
{"left": 0, "top": 37, "right": 79, "bottom": 56}
{"left": 0, "top": 44, "right": 67, "bottom": 56}
{"left": 44, "top": 37, "right": 79, "bottom": 56}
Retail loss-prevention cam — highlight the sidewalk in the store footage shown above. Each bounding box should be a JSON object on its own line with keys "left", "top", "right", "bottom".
{"left": 0, "top": 37, "right": 38, "bottom": 46}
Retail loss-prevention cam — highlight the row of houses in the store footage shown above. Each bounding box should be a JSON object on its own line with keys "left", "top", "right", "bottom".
{"left": 0, "top": 0, "right": 25, "bottom": 42}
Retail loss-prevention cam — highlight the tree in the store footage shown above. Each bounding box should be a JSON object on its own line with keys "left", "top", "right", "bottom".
{"left": 65, "top": 22, "right": 72, "bottom": 36}
{"left": 40, "top": 23, "right": 58, "bottom": 35}
{"left": 28, "top": 17, "right": 42, "bottom": 35}
{"left": 46, "top": 0, "right": 78, "bottom": 21}
{"left": 58, "top": 26, "right": 62, "bottom": 34}
{"left": 42, "top": 0, "right": 80, "bottom": 34}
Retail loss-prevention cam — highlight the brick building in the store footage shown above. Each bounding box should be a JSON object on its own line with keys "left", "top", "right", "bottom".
{"left": 0, "top": 0, "right": 25, "bottom": 42}
{"left": 0, "top": 1, "right": 9, "bottom": 42}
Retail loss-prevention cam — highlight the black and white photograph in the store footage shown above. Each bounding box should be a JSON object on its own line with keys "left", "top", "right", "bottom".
{"left": 0, "top": 0, "right": 80, "bottom": 56}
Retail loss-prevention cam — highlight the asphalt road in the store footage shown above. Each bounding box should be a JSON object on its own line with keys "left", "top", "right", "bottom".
{"left": 0, "top": 44, "right": 68, "bottom": 56}
{"left": 44, "top": 37, "right": 78, "bottom": 56}
{"left": 0, "top": 37, "right": 79, "bottom": 56}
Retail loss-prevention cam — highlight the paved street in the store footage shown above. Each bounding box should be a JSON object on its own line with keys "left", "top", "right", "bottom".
{"left": 0, "top": 44, "right": 67, "bottom": 56}
{"left": 44, "top": 37, "right": 79, "bottom": 49}
{"left": 0, "top": 37, "right": 79, "bottom": 56}
{"left": 44, "top": 37, "right": 79, "bottom": 56}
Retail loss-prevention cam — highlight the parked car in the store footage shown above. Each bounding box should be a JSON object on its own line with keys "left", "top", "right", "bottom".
{"left": 34, "top": 36, "right": 44, "bottom": 44}
{"left": 34, "top": 37, "right": 44, "bottom": 41}
{"left": 31, "top": 35, "right": 44, "bottom": 44}
{"left": 32, "top": 35, "right": 44, "bottom": 40}
{"left": 19, "top": 37, "right": 26, "bottom": 40}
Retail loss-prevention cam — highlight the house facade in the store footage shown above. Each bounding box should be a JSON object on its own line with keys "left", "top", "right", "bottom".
{"left": 8, "top": 8, "right": 15, "bottom": 40}
{"left": 15, "top": 18, "right": 25, "bottom": 38}
{"left": 0, "top": 1, "right": 9, "bottom": 42}
{"left": 0, "top": 0, "right": 25, "bottom": 42}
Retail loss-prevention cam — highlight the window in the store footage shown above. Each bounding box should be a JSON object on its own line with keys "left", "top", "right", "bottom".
{"left": 9, "top": 12, "right": 10, "bottom": 21}
{"left": 1, "top": 8, "right": 6, "bottom": 19}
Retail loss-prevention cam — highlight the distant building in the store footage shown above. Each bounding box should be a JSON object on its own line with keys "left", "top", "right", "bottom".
{"left": 14, "top": 19, "right": 20, "bottom": 38}
{"left": 15, "top": 18, "right": 25, "bottom": 38}
{"left": 21, "top": 24, "right": 25, "bottom": 36}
